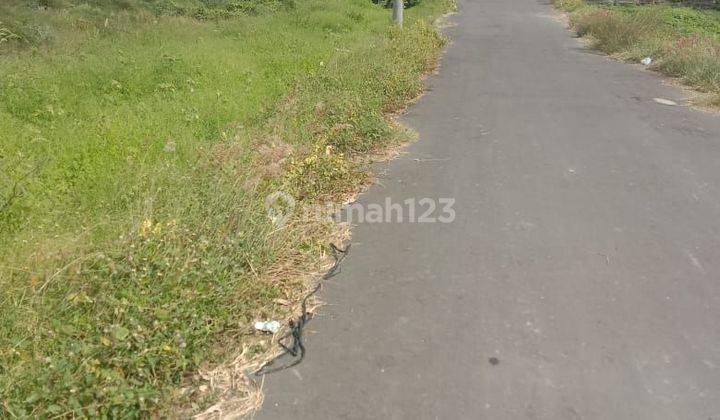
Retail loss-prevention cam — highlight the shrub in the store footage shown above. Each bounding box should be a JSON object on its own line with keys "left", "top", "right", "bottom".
{"left": 572, "top": 8, "right": 668, "bottom": 53}
{"left": 661, "top": 34, "right": 720, "bottom": 91}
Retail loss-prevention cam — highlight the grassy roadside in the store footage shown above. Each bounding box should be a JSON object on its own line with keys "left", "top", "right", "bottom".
{"left": 0, "top": 0, "right": 452, "bottom": 416}
{"left": 554, "top": 0, "right": 720, "bottom": 105}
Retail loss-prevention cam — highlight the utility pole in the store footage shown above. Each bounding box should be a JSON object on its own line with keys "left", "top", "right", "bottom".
{"left": 393, "top": 0, "right": 403, "bottom": 27}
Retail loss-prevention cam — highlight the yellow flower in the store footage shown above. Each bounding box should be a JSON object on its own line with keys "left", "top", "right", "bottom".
{"left": 139, "top": 219, "right": 153, "bottom": 236}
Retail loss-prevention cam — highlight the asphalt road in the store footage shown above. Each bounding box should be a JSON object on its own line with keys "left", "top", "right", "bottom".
{"left": 258, "top": 0, "right": 720, "bottom": 418}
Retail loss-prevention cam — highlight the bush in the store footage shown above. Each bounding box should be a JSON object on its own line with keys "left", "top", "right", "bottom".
{"left": 572, "top": 7, "right": 668, "bottom": 53}
{"left": 661, "top": 34, "right": 720, "bottom": 91}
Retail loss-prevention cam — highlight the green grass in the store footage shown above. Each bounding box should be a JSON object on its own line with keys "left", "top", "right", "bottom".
{"left": 0, "top": 0, "right": 451, "bottom": 416}
{"left": 555, "top": 0, "right": 720, "bottom": 104}
{"left": 617, "top": 5, "right": 720, "bottom": 40}
{"left": 0, "top": 0, "right": 289, "bottom": 48}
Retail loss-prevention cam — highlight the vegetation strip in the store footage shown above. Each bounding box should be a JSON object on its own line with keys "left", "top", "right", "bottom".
{"left": 555, "top": 0, "right": 720, "bottom": 106}
{"left": 0, "top": 0, "right": 452, "bottom": 416}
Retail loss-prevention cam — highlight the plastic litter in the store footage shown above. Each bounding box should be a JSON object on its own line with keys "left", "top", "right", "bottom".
{"left": 255, "top": 243, "right": 350, "bottom": 376}
{"left": 641, "top": 57, "right": 652, "bottom": 66}
{"left": 254, "top": 320, "right": 281, "bottom": 334}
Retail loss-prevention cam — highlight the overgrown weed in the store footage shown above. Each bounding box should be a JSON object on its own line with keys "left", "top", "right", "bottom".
{"left": 0, "top": 0, "right": 451, "bottom": 416}
{"left": 556, "top": 0, "right": 720, "bottom": 104}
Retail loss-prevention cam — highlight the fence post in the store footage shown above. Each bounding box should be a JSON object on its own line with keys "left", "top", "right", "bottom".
{"left": 393, "top": 0, "right": 403, "bottom": 27}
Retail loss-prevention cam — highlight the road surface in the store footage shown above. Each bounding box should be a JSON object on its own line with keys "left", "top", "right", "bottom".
{"left": 259, "top": 0, "right": 720, "bottom": 418}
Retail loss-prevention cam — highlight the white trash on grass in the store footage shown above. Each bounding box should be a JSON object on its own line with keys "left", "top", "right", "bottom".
{"left": 641, "top": 57, "right": 653, "bottom": 66}
{"left": 254, "top": 320, "right": 281, "bottom": 334}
